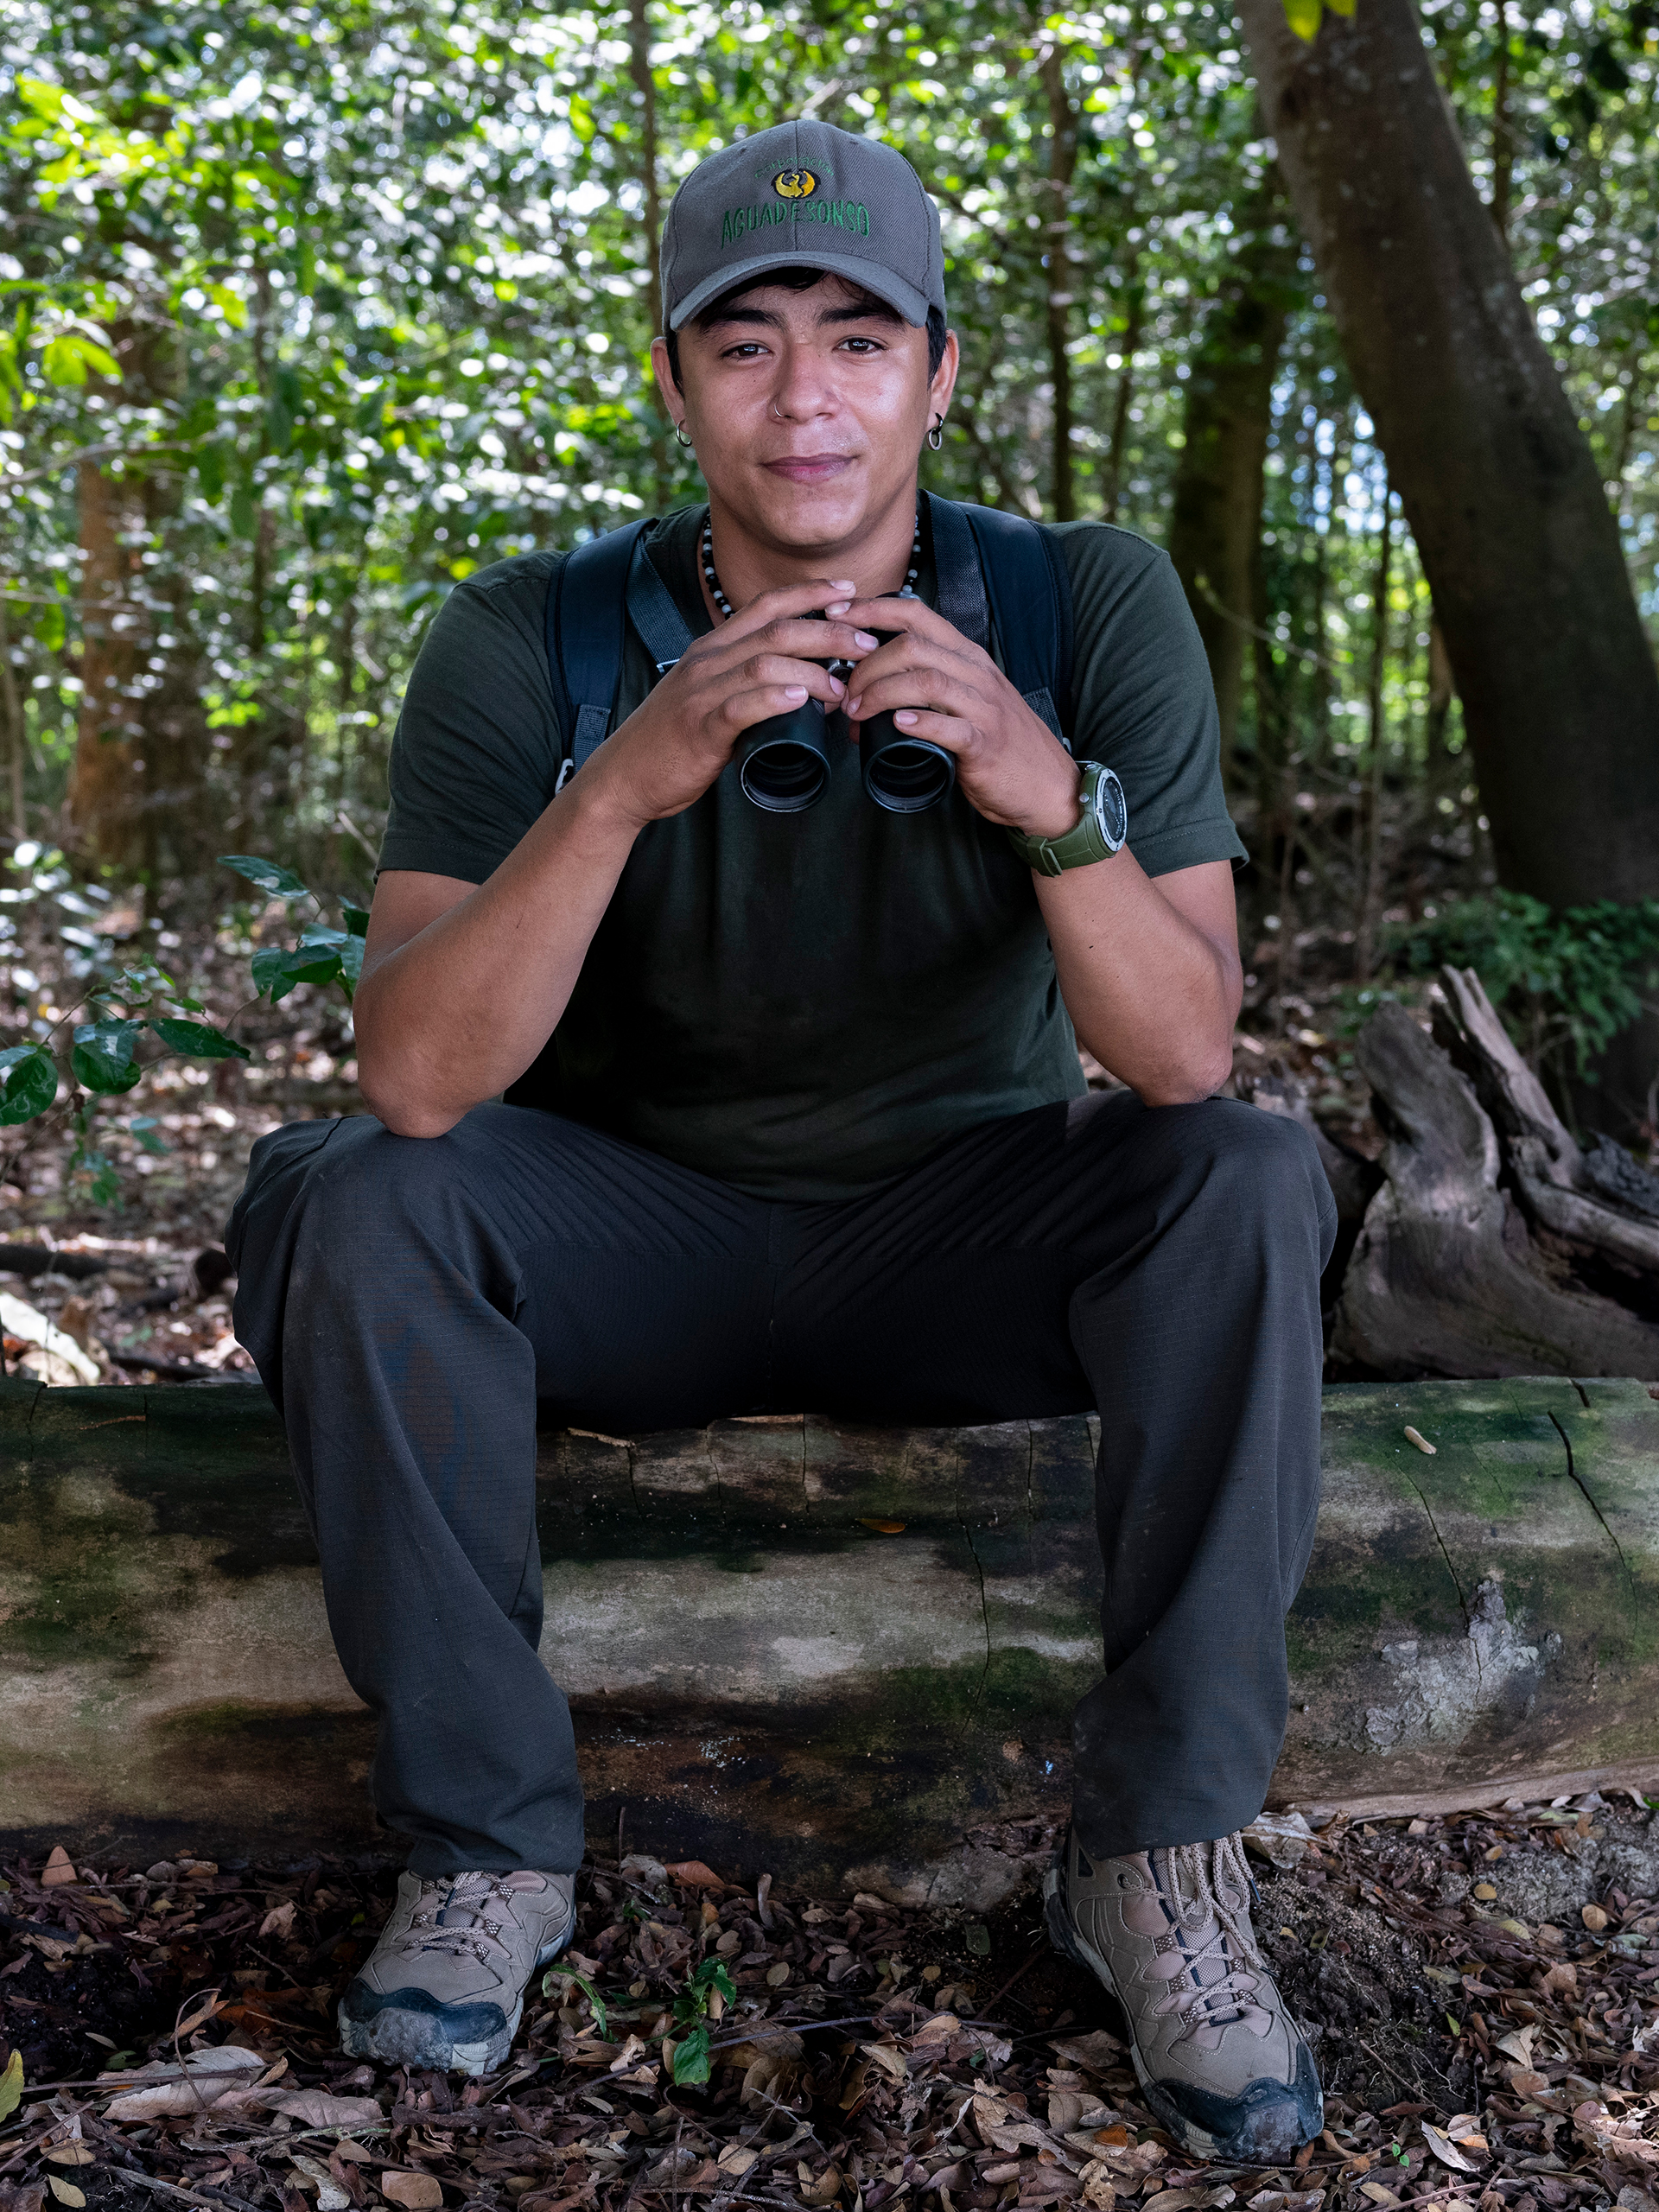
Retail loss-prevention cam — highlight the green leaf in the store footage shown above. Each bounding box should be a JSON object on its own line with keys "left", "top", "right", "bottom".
{"left": 251, "top": 944, "right": 345, "bottom": 1003}
{"left": 0, "top": 2047, "right": 22, "bottom": 2123}
{"left": 230, "top": 473, "right": 256, "bottom": 538}
{"left": 129, "top": 1116, "right": 168, "bottom": 1157}
{"left": 0, "top": 1048, "right": 59, "bottom": 1124}
{"left": 149, "top": 1017, "right": 251, "bottom": 1061}
{"left": 34, "top": 598, "right": 65, "bottom": 652}
{"left": 1281, "top": 0, "right": 1325, "bottom": 35}
{"left": 71, "top": 1019, "right": 142, "bottom": 1095}
{"left": 540, "top": 1962, "right": 608, "bottom": 2037}
{"left": 671, "top": 2025, "right": 710, "bottom": 2086}
{"left": 219, "top": 854, "right": 310, "bottom": 898}
{"left": 343, "top": 903, "right": 371, "bottom": 938}
{"left": 690, "top": 1959, "right": 737, "bottom": 2005}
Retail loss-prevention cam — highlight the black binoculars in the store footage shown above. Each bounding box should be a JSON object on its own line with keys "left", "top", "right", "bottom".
{"left": 734, "top": 626, "right": 956, "bottom": 817}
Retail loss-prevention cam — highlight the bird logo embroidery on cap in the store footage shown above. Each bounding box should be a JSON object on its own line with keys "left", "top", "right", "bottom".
{"left": 772, "top": 168, "right": 818, "bottom": 200}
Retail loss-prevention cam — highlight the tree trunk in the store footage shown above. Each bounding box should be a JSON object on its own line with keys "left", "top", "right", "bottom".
{"left": 1165, "top": 182, "right": 1294, "bottom": 768}
{"left": 68, "top": 312, "right": 207, "bottom": 877}
{"left": 1039, "top": 44, "right": 1080, "bottom": 523}
{"left": 1232, "top": 0, "right": 1659, "bottom": 918}
{"left": 627, "top": 0, "right": 671, "bottom": 512}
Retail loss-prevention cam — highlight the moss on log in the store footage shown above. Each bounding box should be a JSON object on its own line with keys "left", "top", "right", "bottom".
{"left": 2, "top": 1376, "right": 1656, "bottom": 1893}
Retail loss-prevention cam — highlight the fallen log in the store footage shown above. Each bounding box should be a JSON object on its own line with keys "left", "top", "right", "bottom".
{"left": 2, "top": 1374, "right": 1656, "bottom": 1901}
{"left": 1330, "top": 977, "right": 1659, "bottom": 1379}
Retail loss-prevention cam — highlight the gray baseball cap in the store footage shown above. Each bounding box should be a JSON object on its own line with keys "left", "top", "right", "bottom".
{"left": 659, "top": 120, "right": 946, "bottom": 334}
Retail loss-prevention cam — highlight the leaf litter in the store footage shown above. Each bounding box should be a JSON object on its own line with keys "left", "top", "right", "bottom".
{"left": 1, "top": 1797, "right": 1656, "bottom": 2212}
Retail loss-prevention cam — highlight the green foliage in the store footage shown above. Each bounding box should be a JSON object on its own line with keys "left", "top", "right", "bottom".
{"left": 539, "top": 1961, "right": 608, "bottom": 2038}
{"left": 1387, "top": 891, "right": 1659, "bottom": 1083}
{"left": 226, "top": 856, "right": 366, "bottom": 1006}
{"left": 669, "top": 1959, "right": 737, "bottom": 2086}
{"left": 0, "top": 845, "right": 251, "bottom": 1196}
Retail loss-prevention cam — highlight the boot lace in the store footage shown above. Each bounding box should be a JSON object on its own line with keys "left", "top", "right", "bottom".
{"left": 1141, "top": 1834, "right": 1266, "bottom": 2040}
{"left": 398, "top": 1876, "right": 520, "bottom": 1968}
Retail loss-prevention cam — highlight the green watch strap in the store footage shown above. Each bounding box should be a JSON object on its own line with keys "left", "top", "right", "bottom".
{"left": 1007, "top": 760, "right": 1128, "bottom": 878}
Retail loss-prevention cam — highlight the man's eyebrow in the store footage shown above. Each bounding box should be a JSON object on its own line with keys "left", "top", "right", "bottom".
{"left": 820, "top": 302, "right": 904, "bottom": 327}
{"left": 697, "top": 304, "right": 782, "bottom": 332}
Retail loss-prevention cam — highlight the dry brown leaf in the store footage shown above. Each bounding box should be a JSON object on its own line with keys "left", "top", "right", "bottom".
{"left": 259, "top": 1901, "right": 297, "bottom": 1940}
{"left": 766, "top": 1961, "right": 791, "bottom": 1986}
{"left": 1358, "top": 2186, "right": 1401, "bottom": 2208}
{"left": 1143, "top": 2193, "right": 1205, "bottom": 2212}
{"left": 1423, "top": 2126, "right": 1478, "bottom": 2172}
{"left": 716, "top": 2146, "right": 758, "bottom": 2177}
{"left": 379, "top": 2174, "right": 443, "bottom": 2210}
{"left": 865, "top": 2043, "right": 906, "bottom": 2082}
{"left": 40, "top": 1847, "right": 77, "bottom": 1888}
{"left": 982, "top": 2164, "right": 1024, "bottom": 2187}
{"left": 799, "top": 2163, "right": 842, "bottom": 2207}
{"left": 45, "top": 2183, "right": 84, "bottom": 2209}
{"left": 264, "top": 2091, "right": 385, "bottom": 2128}
{"left": 41, "top": 2152, "right": 93, "bottom": 2170}
{"left": 664, "top": 1860, "right": 722, "bottom": 1890}
{"left": 1582, "top": 1905, "right": 1609, "bottom": 1932}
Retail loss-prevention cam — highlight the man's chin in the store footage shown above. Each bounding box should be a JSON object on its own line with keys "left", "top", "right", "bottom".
{"left": 744, "top": 467, "right": 877, "bottom": 553}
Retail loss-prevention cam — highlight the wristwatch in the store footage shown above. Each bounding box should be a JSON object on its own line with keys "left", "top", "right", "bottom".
{"left": 1006, "top": 759, "right": 1128, "bottom": 877}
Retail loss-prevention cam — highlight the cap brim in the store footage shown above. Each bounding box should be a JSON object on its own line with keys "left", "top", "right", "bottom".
{"left": 668, "top": 249, "right": 930, "bottom": 332}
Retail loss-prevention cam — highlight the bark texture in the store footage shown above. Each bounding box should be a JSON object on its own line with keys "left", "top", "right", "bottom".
{"left": 69, "top": 311, "right": 209, "bottom": 875}
{"left": 3, "top": 1375, "right": 1657, "bottom": 1877}
{"left": 1331, "top": 977, "right": 1659, "bottom": 1379}
{"left": 1231, "top": 0, "right": 1659, "bottom": 913}
{"left": 1166, "top": 183, "right": 1295, "bottom": 767}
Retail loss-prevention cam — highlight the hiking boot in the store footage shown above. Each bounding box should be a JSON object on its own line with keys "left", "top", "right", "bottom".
{"left": 340, "top": 1868, "right": 575, "bottom": 2075}
{"left": 1044, "top": 1827, "right": 1321, "bottom": 2164}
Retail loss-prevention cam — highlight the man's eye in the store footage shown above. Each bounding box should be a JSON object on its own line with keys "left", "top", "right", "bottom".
{"left": 839, "top": 336, "right": 883, "bottom": 353}
{"left": 724, "top": 341, "right": 769, "bottom": 359}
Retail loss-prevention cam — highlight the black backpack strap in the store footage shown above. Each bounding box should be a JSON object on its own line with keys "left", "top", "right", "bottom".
{"left": 925, "top": 493, "right": 990, "bottom": 651}
{"left": 546, "top": 521, "right": 696, "bottom": 785}
{"left": 952, "top": 499, "right": 1076, "bottom": 748}
{"left": 547, "top": 520, "right": 649, "bottom": 777}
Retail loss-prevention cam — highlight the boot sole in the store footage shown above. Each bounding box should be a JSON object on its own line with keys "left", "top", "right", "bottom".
{"left": 339, "top": 1927, "right": 571, "bottom": 2077}
{"left": 1043, "top": 1864, "right": 1224, "bottom": 2162}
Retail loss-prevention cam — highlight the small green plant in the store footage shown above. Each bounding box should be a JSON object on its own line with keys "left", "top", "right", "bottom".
{"left": 540, "top": 1961, "right": 608, "bottom": 2037}
{"left": 667, "top": 1958, "right": 736, "bottom": 2086}
{"left": 219, "top": 855, "right": 369, "bottom": 1005}
{"left": 0, "top": 847, "right": 367, "bottom": 1208}
{"left": 1347, "top": 891, "right": 1659, "bottom": 1096}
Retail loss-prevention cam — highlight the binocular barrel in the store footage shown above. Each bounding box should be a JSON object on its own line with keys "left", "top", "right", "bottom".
{"left": 858, "top": 715, "right": 956, "bottom": 815}
{"left": 735, "top": 697, "right": 835, "bottom": 813}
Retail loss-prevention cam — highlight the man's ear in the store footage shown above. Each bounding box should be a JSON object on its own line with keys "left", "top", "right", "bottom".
{"left": 929, "top": 327, "right": 960, "bottom": 422}
{"left": 650, "top": 334, "right": 683, "bottom": 424}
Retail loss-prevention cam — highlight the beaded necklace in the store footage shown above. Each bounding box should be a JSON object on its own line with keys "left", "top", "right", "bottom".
{"left": 698, "top": 505, "right": 922, "bottom": 624}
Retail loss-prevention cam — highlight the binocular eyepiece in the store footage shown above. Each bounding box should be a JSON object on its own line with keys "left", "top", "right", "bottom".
{"left": 734, "top": 626, "right": 956, "bottom": 817}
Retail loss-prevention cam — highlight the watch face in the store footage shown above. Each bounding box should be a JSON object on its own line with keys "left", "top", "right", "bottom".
{"left": 1091, "top": 765, "right": 1128, "bottom": 851}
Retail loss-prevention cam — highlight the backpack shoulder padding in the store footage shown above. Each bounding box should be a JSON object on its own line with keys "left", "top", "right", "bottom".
{"left": 926, "top": 494, "right": 1074, "bottom": 747}
{"left": 546, "top": 519, "right": 649, "bottom": 773}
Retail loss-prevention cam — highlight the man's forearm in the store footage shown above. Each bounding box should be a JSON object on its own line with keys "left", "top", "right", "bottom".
{"left": 353, "top": 777, "right": 641, "bottom": 1136}
{"left": 1037, "top": 854, "right": 1242, "bottom": 1106}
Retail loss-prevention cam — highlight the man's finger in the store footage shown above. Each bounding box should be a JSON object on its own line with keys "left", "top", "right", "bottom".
{"left": 718, "top": 579, "right": 862, "bottom": 639}
{"left": 859, "top": 707, "right": 977, "bottom": 758}
{"left": 846, "top": 665, "right": 985, "bottom": 723}
{"left": 831, "top": 594, "right": 965, "bottom": 645}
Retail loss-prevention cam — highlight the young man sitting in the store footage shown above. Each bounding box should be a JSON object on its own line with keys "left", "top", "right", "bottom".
{"left": 229, "top": 118, "right": 1334, "bottom": 2164}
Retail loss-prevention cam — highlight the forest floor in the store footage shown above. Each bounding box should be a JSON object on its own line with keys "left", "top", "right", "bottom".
{"left": 3, "top": 1799, "right": 1657, "bottom": 2212}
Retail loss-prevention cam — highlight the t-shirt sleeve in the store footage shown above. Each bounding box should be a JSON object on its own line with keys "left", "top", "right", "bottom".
{"left": 378, "top": 559, "right": 564, "bottom": 886}
{"left": 1060, "top": 525, "right": 1248, "bottom": 879}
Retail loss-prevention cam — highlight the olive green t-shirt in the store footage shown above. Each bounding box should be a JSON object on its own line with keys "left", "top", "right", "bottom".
{"left": 379, "top": 503, "right": 1245, "bottom": 1200}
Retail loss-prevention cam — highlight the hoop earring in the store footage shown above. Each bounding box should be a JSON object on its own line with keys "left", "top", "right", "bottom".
{"left": 674, "top": 423, "right": 693, "bottom": 448}
{"left": 928, "top": 415, "right": 945, "bottom": 452}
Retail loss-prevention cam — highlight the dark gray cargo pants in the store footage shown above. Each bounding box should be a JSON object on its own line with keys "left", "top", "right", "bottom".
{"left": 227, "top": 1090, "right": 1335, "bottom": 1876}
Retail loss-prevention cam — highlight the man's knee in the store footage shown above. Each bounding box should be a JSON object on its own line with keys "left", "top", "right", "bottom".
{"left": 1185, "top": 1098, "right": 1336, "bottom": 1260}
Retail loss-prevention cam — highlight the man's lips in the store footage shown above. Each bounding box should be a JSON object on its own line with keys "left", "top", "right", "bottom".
{"left": 762, "top": 454, "right": 857, "bottom": 483}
